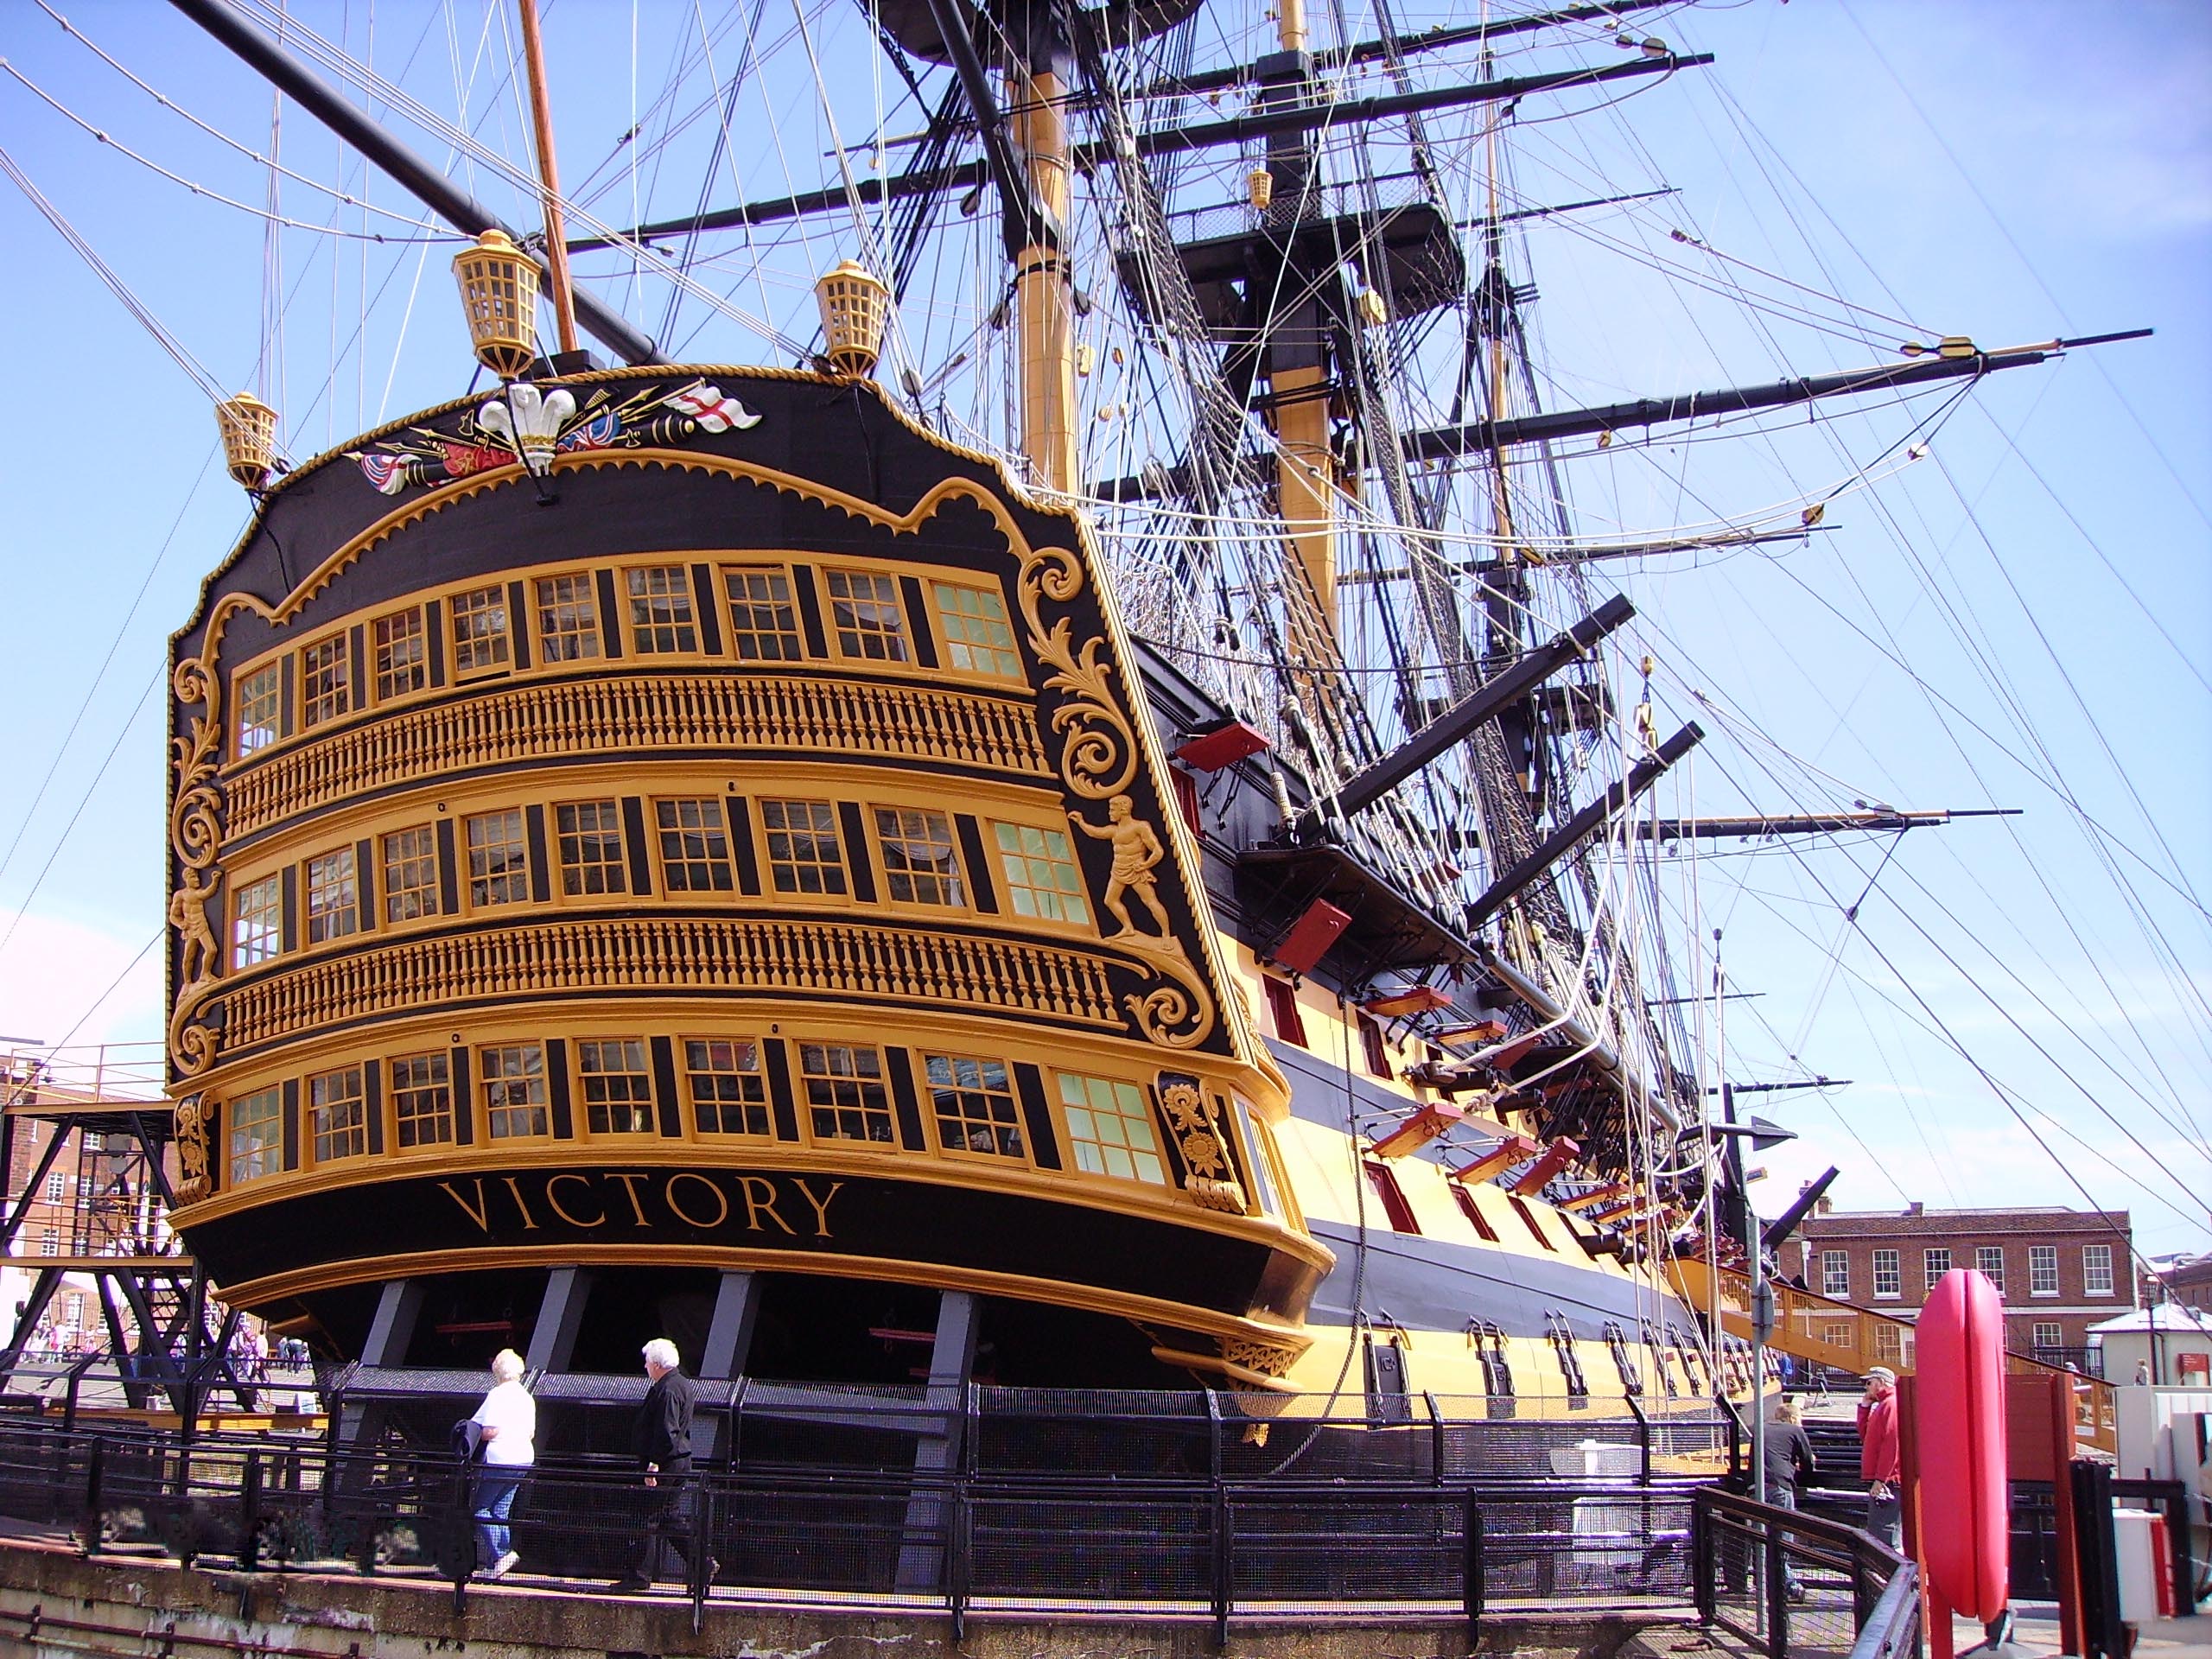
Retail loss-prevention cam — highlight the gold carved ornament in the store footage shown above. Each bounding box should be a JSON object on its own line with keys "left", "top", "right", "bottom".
{"left": 1160, "top": 1078, "right": 1246, "bottom": 1215}
{"left": 173, "top": 1094, "right": 213, "bottom": 1204}
{"left": 168, "top": 645, "right": 245, "bottom": 1079}
{"left": 1019, "top": 544, "right": 1216, "bottom": 1052}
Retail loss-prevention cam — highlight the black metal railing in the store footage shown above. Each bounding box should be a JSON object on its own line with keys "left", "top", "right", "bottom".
{"left": 0, "top": 1399, "right": 1736, "bottom": 1637}
{"left": 1691, "top": 1488, "right": 1916, "bottom": 1659}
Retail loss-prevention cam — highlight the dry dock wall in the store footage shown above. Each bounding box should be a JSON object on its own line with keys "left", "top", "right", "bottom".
{"left": 0, "top": 1533, "right": 1676, "bottom": 1658}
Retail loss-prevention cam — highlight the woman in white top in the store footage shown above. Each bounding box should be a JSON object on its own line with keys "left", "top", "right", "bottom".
{"left": 469, "top": 1349, "right": 536, "bottom": 1580}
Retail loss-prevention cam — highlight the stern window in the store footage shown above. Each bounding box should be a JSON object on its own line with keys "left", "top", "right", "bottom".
{"left": 655, "top": 799, "right": 734, "bottom": 892}
{"left": 300, "top": 635, "right": 351, "bottom": 728}
{"left": 309, "top": 1066, "right": 367, "bottom": 1163}
{"left": 556, "top": 800, "right": 627, "bottom": 896}
{"left": 227, "top": 1087, "right": 283, "bottom": 1185}
{"left": 721, "top": 566, "right": 804, "bottom": 661}
{"left": 579, "top": 1038, "right": 655, "bottom": 1134}
{"left": 925, "top": 1053, "right": 1024, "bottom": 1158}
{"left": 626, "top": 565, "right": 698, "bottom": 654}
{"left": 932, "top": 582, "right": 1021, "bottom": 678}
{"left": 232, "top": 875, "right": 283, "bottom": 969}
{"left": 875, "top": 807, "right": 964, "bottom": 906}
{"left": 466, "top": 810, "right": 531, "bottom": 907}
{"left": 236, "top": 664, "right": 282, "bottom": 754}
{"left": 534, "top": 573, "right": 602, "bottom": 662}
{"left": 390, "top": 1052, "right": 454, "bottom": 1149}
{"left": 382, "top": 826, "right": 440, "bottom": 924}
{"left": 450, "top": 585, "right": 512, "bottom": 676}
{"left": 799, "top": 1042, "right": 893, "bottom": 1144}
{"left": 992, "top": 823, "right": 1090, "bottom": 925}
{"left": 761, "top": 798, "right": 847, "bottom": 896}
{"left": 480, "top": 1043, "right": 550, "bottom": 1139}
{"left": 374, "top": 608, "right": 428, "bottom": 700}
{"left": 684, "top": 1039, "right": 770, "bottom": 1136}
{"left": 826, "top": 569, "right": 909, "bottom": 661}
{"left": 305, "top": 848, "right": 359, "bottom": 944}
{"left": 1058, "top": 1073, "right": 1166, "bottom": 1185}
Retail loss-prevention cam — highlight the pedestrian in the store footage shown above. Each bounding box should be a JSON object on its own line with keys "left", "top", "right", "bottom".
{"left": 2133, "top": 1357, "right": 2151, "bottom": 1386}
{"left": 1762, "top": 1395, "right": 1816, "bottom": 1600}
{"left": 469, "top": 1348, "right": 534, "bottom": 1580}
{"left": 1858, "top": 1365, "right": 1901, "bottom": 1548}
{"left": 615, "top": 1338, "right": 709, "bottom": 1592}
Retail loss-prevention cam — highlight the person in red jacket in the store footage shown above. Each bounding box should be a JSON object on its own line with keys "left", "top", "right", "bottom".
{"left": 1858, "top": 1365, "right": 1902, "bottom": 1547}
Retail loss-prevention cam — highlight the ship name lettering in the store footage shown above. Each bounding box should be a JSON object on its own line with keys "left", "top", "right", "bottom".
{"left": 543, "top": 1173, "right": 605, "bottom": 1229}
{"left": 792, "top": 1178, "right": 843, "bottom": 1238}
{"left": 432, "top": 1170, "right": 846, "bottom": 1240}
{"left": 437, "top": 1179, "right": 493, "bottom": 1235}
{"left": 664, "top": 1172, "right": 729, "bottom": 1230}
{"left": 737, "top": 1175, "right": 795, "bottom": 1236}
{"left": 606, "top": 1170, "right": 653, "bottom": 1226}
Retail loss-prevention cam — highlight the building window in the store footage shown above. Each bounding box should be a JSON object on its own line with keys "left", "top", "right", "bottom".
{"left": 556, "top": 800, "right": 628, "bottom": 896}
{"left": 466, "top": 810, "right": 531, "bottom": 907}
{"left": 626, "top": 565, "right": 697, "bottom": 653}
{"left": 683, "top": 1039, "right": 769, "bottom": 1136}
{"left": 825, "top": 569, "right": 909, "bottom": 661}
{"left": 2032, "top": 1321, "right": 2063, "bottom": 1351}
{"left": 308, "top": 1066, "right": 367, "bottom": 1164}
{"left": 1821, "top": 1250, "right": 1849, "bottom": 1298}
{"left": 721, "top": 566, "right": 804, "bottom": 661}
{"left": 1262, "top": 977, "right": 1307, "bottom": 1046}
{"left": 40, "top": 1229, "right": 59, "bottom": 1258}
{"left": 932, "top": 582, "right": 1021, "bottom": 678}
{"left": 228, "top": 1087, "right": 283, "bottom": 1185}
{"left": 1058, "top": 1073, "right": 1166, "bottom": 1185}
{"left": 579, "top": 1039, "right": 655, "bottom": 1134}
{"left": 390, "top": 1052, "right": 453, "bottom": 1149}
{"left": 2082, "top": 1244, "right": 2113, "bottom": 1295}
{"left": 656, "top": 799, "right": 733, "bottom": 892}
{"left": 1924, "top": 1247, "right": 1951, "bottom": 1291}
{"left": 761, "top": 799, "right": 846, "bottom": 896}
{"left": 874, "top": 808, "right": 963, "bottom": 906}
{"left": 304, "top": 848, "right": 359, "bottom": 944}
{"left": 799, "top": 1043, "right": 893, "bottom": 1144}
{"left": 237, "top": 664, "right": 282, "bottom": 753}
{"left": 480, "top": 1044, "right": 550, "bottom": 1139}
{"left": 45, "top": 1171, "right": 66, "bottom": 1201}
{"left": 992, "top": 823, "right": 1090, "bottom": 925}
{"left": 449, "top": 584, "right": 512, "bottom": 676}
{"left": 299, "top": 634, "right": 351, "bottom": 728}
{"left": 1873, "top": 1323, "right": 1904, "bottom": 1368}
{"left": 1872, "top": 1249, "right": 1901, "bottom": 1300}
{"left": 1364, "top": 1162, "right": 1421, "bottom": 1234}
{"left": 2030, "top": 1243, "right": 2059, "bottom": 1296}
{"left": 232, "top": 874, "right": 283, "bottom": 969}
{"left": 1975, "top": 1245, "right": 2005, "bottom": 1294}
{"left": 535, "top": 573, "right": 602, "bottom": 661}
{"left": 925, "top": 1053, "right": 1024, "bottom": 1158}
{"left": 382, "top": 826, "right": 439, "bottom": 924}
{"left": 373, "top": 607, "right": 428, "bottom": 700}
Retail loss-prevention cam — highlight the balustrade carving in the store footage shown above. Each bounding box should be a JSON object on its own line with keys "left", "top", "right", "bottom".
{"left": 224, "top": 673, "right": 1051, "bottom": 836}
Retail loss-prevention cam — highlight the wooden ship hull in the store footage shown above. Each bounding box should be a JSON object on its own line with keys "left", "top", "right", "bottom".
{"left": 164, "top": 362, "right": 1732, "bottom": 1415}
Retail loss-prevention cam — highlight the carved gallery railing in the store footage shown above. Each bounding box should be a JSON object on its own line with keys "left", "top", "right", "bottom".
{"left": 223, "top": 672, "right": 1052, "bottom": 836}
{"left": 211, "top": 916, "right": 1126, "bottom": 1056}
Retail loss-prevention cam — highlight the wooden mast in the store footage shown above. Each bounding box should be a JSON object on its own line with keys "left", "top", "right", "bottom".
{"left": 515, "top": 0, "right": 580, "bottom": 357}
{"left": 1011, "top": 63, "right": 1077, "bottom": 492}
{"left": 1266, "top": 0, "right": 1339, "bottom": 647}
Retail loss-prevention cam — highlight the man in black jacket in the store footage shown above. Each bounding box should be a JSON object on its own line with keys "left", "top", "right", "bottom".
{"left": 614, "top": 1338, "right": 707, "bottom": 1592}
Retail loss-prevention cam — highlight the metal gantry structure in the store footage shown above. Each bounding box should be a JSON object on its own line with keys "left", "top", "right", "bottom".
{"left": 0, "top": 1044, "right": 251, "bottom": 1412}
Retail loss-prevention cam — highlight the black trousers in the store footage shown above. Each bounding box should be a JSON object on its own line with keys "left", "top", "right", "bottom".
{"left": 632, "top": 1464, "right": 696, "bottom": 1581}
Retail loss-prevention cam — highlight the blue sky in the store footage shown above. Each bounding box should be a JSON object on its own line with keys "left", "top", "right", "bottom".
{"left": 0, "top": 0, "right": 2204, "bottom": 1255}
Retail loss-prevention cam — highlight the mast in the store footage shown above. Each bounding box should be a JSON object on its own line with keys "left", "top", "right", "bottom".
{"left": 515, "top": 0, "right": 579, "bottom": 357}
{"left": 1012, "top": 52, "right": 1078, "bottom": 491}
{"left": 1261, "top": 0, "right": 1340, "bottom": 656}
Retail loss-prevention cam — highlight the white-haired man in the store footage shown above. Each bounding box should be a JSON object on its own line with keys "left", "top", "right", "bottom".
{"left": 614, "top": 1338, "right": 704, "bottom": 1592}
{"left": 469, "top": 1348, "right": 534, "bottom": 1580}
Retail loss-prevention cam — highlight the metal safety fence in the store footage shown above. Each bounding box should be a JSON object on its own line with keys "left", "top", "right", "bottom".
{"left": 1692, "top": 1488, "right": 1917, "bottom": 1659}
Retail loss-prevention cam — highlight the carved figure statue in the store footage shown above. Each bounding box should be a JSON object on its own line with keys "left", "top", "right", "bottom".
{"left": 1068, "top": 793, "right": 1172, "bottom": 938}
{"left": 168, "top": 868, "right": 220, "bottom": 992}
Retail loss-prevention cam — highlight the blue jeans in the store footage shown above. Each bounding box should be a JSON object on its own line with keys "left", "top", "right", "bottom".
{"left": 472, "top": 1466, "right": 525, "bottom": 1567}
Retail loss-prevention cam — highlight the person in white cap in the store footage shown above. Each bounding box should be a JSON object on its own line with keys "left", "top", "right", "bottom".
{"left": 1858, "top": 1366, "right": 1901, "bottom": 1547}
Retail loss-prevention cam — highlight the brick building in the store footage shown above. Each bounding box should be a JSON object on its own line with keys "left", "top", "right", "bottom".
{"left": 1782, "top": 1201, "right": 2135, "bottom": 1373}
{"left": 2159, "top": 1252, "right": 2212, "bottom": 1316}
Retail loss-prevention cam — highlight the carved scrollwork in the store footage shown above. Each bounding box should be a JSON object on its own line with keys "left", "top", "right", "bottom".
{"left": 174, "top": 1095, "right": 212, "bottom": 1204}
{"left": 169, "top": 1014, "right": 219, "bottom": 1078}
{"left": 1160, "top": 1077, "right": 1246, "bottom": 1212}
{"left": 1017, "top": 544, "right": 1135, "bottom": 801}
{"left": 1220, "top": 1338, "right": 1300, "bottom": 1379}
